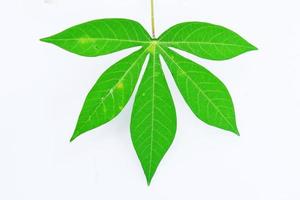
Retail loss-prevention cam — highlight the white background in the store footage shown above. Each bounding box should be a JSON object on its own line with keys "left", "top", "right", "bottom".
{"left": 1, "top": 0, "right": 300, "bottom": 199}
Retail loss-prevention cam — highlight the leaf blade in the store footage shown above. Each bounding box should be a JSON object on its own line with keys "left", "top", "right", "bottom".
{"left": 41, "top": 18, "right": 151, "bottom": 56}
{"left": 159, "top": 22, "right": 257, "bottom": 60}
{"left": 71, "top": 48, "right": 148, "bottom": 141}
{"left": 131, "top": 49, "right": 176, "bottom": 184}
{"left": 160, "top": 47, "right": 238, "bottom": 134}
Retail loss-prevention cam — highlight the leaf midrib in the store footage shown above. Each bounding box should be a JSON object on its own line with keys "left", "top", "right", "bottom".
{"left": 158, "top": 46, "right": 236, "bottom": 132}
{"left": 43, "top": 38, "right": 151, "bottom": 44}
{"left": 148, "top": 50, "right": 156, "bottom": 182}
{"left": 159, "top": 41, "right": 252, "bottom": 48}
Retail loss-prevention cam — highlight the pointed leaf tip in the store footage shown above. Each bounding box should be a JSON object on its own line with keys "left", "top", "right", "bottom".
{"left": 147, "top": 178, "right": 152, "bottom": 186}
{"left": 70, "top": 128, "right": 84, "bottom": 142}
{"left": 252, "top": 45, "right": 258, "bottom": 51}
{"left": 146, "top": 172, "right": 156, "bottom": 185}
{"left": 69, "top": 133, "right": 78, "bottom": 142}
{"left": 234, "top": 127, "right": 240, "bottom": 136}
{"left": 40, "top": 37, "right": 49, "bottom": 42}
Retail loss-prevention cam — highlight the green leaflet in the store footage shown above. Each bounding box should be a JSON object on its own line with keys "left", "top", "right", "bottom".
{"left": 41, "top": 19, "right": 151, "bottom": 57}
{"left": 130, "top": 48, "right": 176, "bottom": 185}
{"left": 159, "top": 22, "right": 257, "bottom": 60}
{"left": 41, "top": 18, "right": 257, "bottom": 184}
{"left": 71, "top": 48, "right": 148, "bottom": 141}
{"left": 160, "top": 47, "right": 238, "bottom": 134}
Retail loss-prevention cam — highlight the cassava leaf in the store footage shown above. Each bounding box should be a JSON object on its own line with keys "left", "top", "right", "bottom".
{"left": 130, "top": 47, "right": 176, "bottom": 185}
{"left": 41, "top": 18, "right": 151, "bottom": 57}
{"left": 160, "top": 47, "right": 238, "bottom": 134}
{"left": 41, "top": 17, "right": 257, "bottom": 185}
{"left": 159, "top": 22, "right": 257, "bottom": 60}
{"left": 71, "top": 48, "right": 148, "bottom": 141}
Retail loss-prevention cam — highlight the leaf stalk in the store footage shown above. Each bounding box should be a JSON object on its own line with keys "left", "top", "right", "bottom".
{"left": 151, "top": 0, "right": 156, "bottom": 38}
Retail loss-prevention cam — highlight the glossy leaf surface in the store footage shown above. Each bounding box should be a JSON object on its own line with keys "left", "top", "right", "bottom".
{"left": 160, "top": 47, "right": 238, "bottom": 134}
{"left": 131, "top": 49, "right": 176, "bottom": 184}
{"left": 41, "top": 19, "right": 151, "bottom": 56}
{"left": 159, "top": 22, "right": 257, "bottom": 60}
{"left": 71, "top": 48, "right": 148, "bottom": 141}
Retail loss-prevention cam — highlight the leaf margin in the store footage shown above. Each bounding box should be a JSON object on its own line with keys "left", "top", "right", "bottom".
{"left": 130, "top": 44, "right": 177, "bottom": 185}
{"left": 158, "top": 45, "right": 239, "bottom": 135}
{"left": 71, "top": 47, "right": 149, "bottom": 142}
{"left": 158, "top": 21, "right": 257, "bottom": 61}
{"left": 40, "top": 18, "right": 152, "bottom": 57}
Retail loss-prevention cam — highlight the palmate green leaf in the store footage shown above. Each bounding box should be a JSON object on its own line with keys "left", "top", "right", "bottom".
{"left": 131, "top": 47, "right": 176, "bottom": 185}
{"left": 41, "top": 17, "right": 257, "bottom": 185}
{"left": 41, "top": 19, "right": 151, "bottom": 56}
{"left": 159, "top": 22, "right": 257, "bottom": 60}
{"left": 71, "top": 48, "right": 148, "bottom": 141}
{"left": 160, "top": 47, "right": 238, "bottom": 134}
